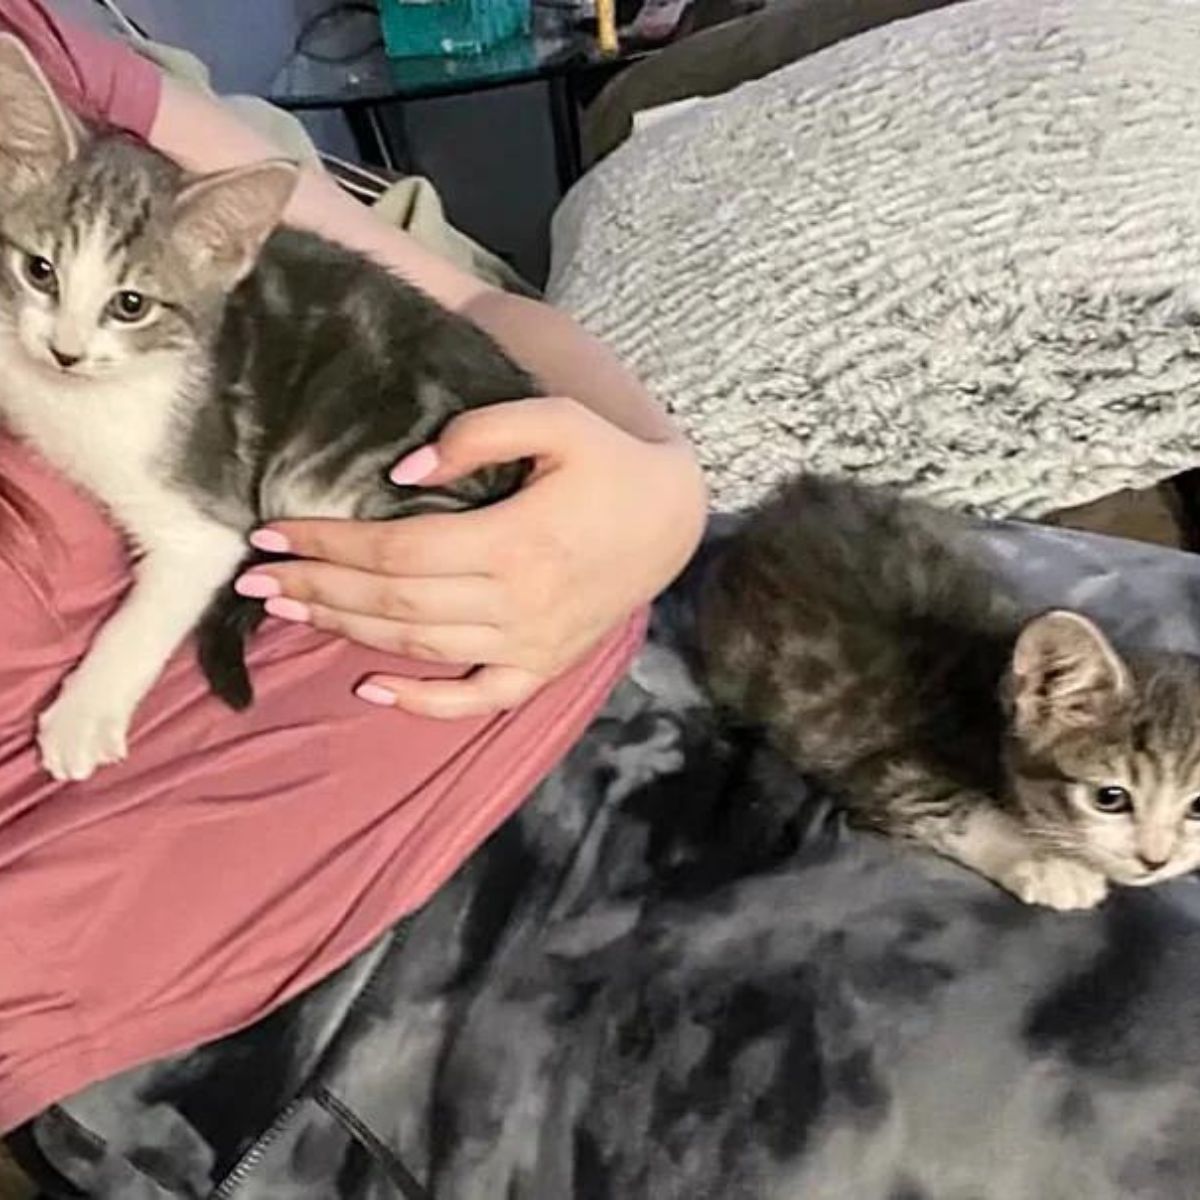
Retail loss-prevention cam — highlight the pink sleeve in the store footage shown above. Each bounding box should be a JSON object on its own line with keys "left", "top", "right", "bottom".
{"left": 0, "top": 0, "right": 160, "bottom": 137}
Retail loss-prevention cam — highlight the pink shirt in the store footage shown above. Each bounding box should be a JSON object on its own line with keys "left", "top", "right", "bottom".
{"left": 0, "top": 6, "right": 646, "bottom": 1132}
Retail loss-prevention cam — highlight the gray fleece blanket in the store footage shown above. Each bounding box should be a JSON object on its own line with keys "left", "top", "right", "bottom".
{"left": 550, "top": 0, "right": 1200, "bottom": 517}
{"left": 18, "top": 519, "right": 1200, "bottom": 1199}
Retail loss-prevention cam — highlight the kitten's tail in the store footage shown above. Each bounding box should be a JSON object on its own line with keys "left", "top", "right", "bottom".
{"left": 196, "top": 570, "right": 268, "bottom": 711}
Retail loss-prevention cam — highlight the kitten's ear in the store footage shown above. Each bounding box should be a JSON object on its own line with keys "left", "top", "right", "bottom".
{"left": 1009, "top": 610, "right": 1131, "bottom": 740}
{"left": 171, "top": 161, "right": 299, "bottom": 288}
{"left": 0, "top": 33, "right": 80, "bottom": 196}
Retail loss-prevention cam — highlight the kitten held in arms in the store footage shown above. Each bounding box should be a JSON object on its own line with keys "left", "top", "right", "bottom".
{"left": 699, "top": 475, "right": 1200, "bottom": 910}
{"left": 0, "top": 37, "right": 535, "bottom": 782}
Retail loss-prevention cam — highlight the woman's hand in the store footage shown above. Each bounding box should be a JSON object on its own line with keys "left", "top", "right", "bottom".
{"left": 236, "top": 397, "right": 708, "bottom": 718}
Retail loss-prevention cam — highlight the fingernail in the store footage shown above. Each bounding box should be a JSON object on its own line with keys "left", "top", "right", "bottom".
{"left": 355, "top": 681, "right": 397, "bottom": 707}
{"left": 265, "top": 597, "right": 310, "bottom": 623}
{"left": 250, "top": 529, "right": 290, "bottom": 553}
{"left": 234, "top": 573, "right": 281, "bottom": 599}
{"left": 390, "top": 445, "right": 439, "bottom": 486}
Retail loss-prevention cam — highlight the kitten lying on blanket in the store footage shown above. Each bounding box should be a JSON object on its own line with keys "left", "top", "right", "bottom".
{"left": 699, "top": 474, "right": 1200, "bottom": 910}
{"left": 0, "top": 36, "right": 534, "bottom": 782}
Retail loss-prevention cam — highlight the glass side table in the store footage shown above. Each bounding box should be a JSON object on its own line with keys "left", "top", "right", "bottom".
{"left": 267, "top": 3, "right": 653, "bottom": 188}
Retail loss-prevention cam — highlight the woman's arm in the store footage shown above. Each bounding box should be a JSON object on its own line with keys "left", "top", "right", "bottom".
{"left": 151, "top": 78, "right": 680, "bottom": 443}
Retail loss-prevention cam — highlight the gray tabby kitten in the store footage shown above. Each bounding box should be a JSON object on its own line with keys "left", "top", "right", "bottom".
{"left": 0, "top": 37, "right": 532, "bottom": 782}
{"left": 699, "top": 475, "right": 1200, "bottom": 910}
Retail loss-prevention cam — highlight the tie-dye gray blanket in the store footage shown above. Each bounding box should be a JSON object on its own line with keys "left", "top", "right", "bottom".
{"left": 16, "top": 521, "right": 1200, "bottom": 1199}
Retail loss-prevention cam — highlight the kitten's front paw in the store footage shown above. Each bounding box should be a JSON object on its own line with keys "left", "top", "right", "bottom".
{"left": 1004, "top": 856, "right": 1109, "bottom": 911}
{"left": 37, "top": 680, "right": 135, "bottom": 782}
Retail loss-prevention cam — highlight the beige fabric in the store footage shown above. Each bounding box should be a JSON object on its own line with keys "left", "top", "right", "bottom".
{"left": 371, "top": 175, "right": 538, "bottom": 295}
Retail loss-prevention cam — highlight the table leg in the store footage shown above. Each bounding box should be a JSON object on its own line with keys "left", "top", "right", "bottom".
{"left": 547, "top": 74, "right": 584, "bottom": 193}
{"left": 344, "top": 103, "right": 411, "bottom": 173}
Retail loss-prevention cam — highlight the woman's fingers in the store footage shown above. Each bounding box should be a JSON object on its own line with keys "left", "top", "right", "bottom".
{"left": 393, "top": 396, "right": 597, "bottom": 485}
{"left": 236, "top": 562, "right": 501, "bottom": 627}
{"left": 265, "top": 595, "right": 504, "bottom": 664}
{"left": 354, "top": 665, "right": 546, "bottom": 719}
{"left": 249, "top": 509, "right": 497, "bottom": 577}
{"left": 248, "top": 398, "right": 606, "bottom": 578}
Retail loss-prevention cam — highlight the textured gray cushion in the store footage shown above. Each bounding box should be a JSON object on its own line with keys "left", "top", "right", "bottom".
{"left": 551, "top": 0, "right": 1200, "bottom": 517}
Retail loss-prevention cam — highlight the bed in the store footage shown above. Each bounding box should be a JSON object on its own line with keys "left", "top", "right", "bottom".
{"left": 552, "top": 0, "right": 1200, "bottom": 522}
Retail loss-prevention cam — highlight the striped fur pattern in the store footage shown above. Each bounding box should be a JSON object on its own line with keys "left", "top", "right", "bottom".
{"left": 699, "top": 476, "right": 1200, "bottom": 909}
{"left": 0, "top": 37, "right": 532, "bottom": 781}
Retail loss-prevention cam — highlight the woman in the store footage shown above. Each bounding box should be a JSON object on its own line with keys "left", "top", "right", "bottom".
{"left": 0, "top": 0, "right": 704, "bottom": 1150}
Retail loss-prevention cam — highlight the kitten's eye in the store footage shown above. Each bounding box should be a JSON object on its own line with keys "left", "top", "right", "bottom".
{"left": 109, "top": 290, "right": 152, "bottom": 324}
{"left": 1187, "top": 796, "right": 1200, "bottom": 821}
{"left": 22, "top": 254, "right": 56, "bottom": 295}
{"left": 1093, "top": 785, "right": 1133, "bottom": 814}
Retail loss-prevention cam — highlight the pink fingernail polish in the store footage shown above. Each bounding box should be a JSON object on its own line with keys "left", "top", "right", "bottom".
{"left": 250, "top": 529, "right": 290, "bottom": 553}
{"left": 356, "top": 682, "right": 397, "bottom": 707}
{"left": 265, "top": 597, "right": 310, "bottom": 623}
{"left": 234, "top": 573, "right": 281, "bottom": 599}
{"left": 390, "top": 445, "right": 439, "bottom": 486}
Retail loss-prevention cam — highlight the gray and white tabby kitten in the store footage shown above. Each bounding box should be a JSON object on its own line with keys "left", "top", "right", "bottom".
{"left": 0, "top": 36, "right": 533, "bottom": 782}
{"left": 699, "top": 474, "right": 1200, "bottom": 910}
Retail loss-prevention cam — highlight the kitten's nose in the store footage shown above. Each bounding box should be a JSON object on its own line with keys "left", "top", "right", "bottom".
{"left": 1138, "top": 853, "right": 1170, "bottom": 871}
{"left": 50, "top": 346, "right": 81, "bottom": 370}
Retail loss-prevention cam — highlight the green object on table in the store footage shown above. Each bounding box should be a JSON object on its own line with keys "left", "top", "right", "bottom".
{"left": 380, "top": 0, "right": 533, "bottom": 58}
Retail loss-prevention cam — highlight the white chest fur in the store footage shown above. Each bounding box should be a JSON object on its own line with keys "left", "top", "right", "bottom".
{"left": 0, "top": 340, "right": 207, "bottom": 551}
{"left": 0, "top": 338, "right": 249, "bottom": 784}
